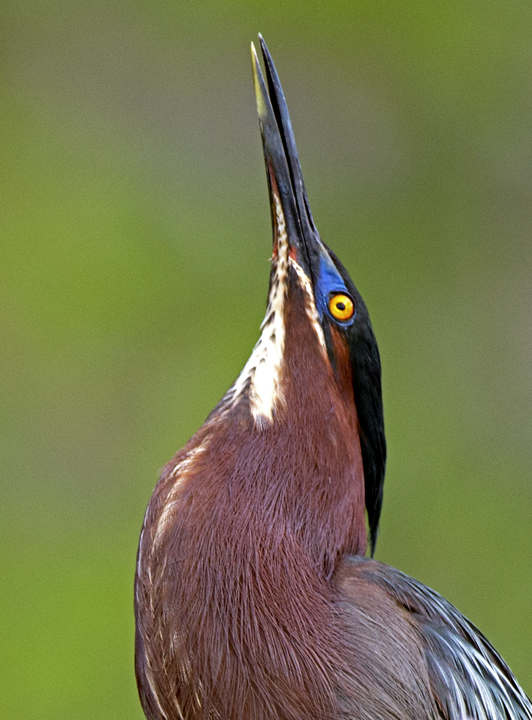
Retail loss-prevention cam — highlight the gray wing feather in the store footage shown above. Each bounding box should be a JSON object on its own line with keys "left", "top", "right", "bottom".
{"left": 344, "top": 557, "right": 532, "bottom": 720}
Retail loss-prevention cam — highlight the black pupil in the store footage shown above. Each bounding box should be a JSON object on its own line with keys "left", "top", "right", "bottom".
{"left": 336, "top": 301, "right": 346, "bottom": 311}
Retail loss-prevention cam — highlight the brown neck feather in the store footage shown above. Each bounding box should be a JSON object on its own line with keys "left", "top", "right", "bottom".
{"left": 138, "top": 273, "right": 366, "bottom": 719}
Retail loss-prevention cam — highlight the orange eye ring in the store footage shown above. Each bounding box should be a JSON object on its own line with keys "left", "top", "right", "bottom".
{"left": 329, "top": 293, "right": 354, "bottom": 322}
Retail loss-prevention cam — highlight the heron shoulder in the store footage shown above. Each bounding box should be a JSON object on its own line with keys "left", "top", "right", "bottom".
{"left": 336, "top": 556, "right": 532, "bottom": 720}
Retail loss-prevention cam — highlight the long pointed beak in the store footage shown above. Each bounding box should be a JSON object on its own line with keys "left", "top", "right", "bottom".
{"left": 251, "top": 37, "right": 323, "bottom": 281}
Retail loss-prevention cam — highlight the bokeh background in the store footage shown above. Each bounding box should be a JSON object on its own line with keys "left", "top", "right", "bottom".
{"left": 2, "top": 1, "right": 531, "bottom": 717}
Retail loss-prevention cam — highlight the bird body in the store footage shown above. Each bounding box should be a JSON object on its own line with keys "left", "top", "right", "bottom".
{"left": 135, "top": 37, "right": 531, "bottom": 720}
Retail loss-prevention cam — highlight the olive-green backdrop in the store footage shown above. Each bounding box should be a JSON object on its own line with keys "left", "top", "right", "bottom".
{"left": 2, "top": 1, "right": 531, "bottom": 717}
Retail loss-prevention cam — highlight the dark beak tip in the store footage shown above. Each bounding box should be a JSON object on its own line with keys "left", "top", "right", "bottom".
{"left": 250, "top": 35, "right": 320, "bottom": 280}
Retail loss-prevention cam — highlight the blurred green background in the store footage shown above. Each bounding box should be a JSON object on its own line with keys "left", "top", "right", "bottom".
{"left": 2, "top": 0, "right": 531, "bottom": 716}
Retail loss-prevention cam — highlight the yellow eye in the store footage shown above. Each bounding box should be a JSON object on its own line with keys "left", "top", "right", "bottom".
{"left": 329, "top": 293, "right": 354, "bottom": 321}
